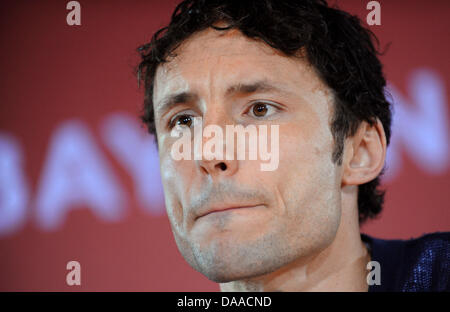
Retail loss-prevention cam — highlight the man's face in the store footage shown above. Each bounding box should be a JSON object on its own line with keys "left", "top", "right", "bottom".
{"left": 153, "top": 28, "right": 343, "bottom": 282}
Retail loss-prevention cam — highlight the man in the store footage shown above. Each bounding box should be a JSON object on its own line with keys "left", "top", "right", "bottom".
{"left": 137, "top": 0, "right": 449, "bottom": 291}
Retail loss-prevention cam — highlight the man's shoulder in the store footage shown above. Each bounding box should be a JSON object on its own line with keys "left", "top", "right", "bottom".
{"left": 362, "top": 231, "right": 450, "bottom": 292}
{"left": 403, "top": 231, "right": 450, "bottom": 246}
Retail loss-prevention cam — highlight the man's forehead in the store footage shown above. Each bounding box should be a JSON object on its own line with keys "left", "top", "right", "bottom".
{"left": 154, "top": 33, "right": 301, "bottom": 92}
{"left": 156, "top": 27, "right": 288, "bottom": 76}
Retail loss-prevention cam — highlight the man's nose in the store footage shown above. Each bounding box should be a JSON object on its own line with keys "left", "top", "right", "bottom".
{"left": 197, "top": 155, "right": 239, "bottom": 177}
{"left": 195, "top": 120, "right": 239, "bottom": 177}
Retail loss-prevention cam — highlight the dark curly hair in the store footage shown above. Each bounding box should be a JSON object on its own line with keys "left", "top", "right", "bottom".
{"left": 136, "top": 0, "right": 392, "bottom": 224}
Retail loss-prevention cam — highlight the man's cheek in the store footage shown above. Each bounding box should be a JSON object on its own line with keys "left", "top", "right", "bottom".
{"left": 160, "top": 154, "right": 178, "bottom": 187}
{"left": 277, "top": 132, "right": 308, "bottom": 170}
{"left": 159, "top": 154, "right": 183, "bottom": 201}
{"left": 276, "top": 137, "right": 325, "bottom": 197}
{"left": 159, "top": 166, "right": 186, "bottom": 234}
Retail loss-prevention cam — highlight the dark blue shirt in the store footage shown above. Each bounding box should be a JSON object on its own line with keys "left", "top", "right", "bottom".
{"left": 362, "top": 232, "right": 450, "bottom": 292}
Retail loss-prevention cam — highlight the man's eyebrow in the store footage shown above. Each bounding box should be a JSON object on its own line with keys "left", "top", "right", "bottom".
{"left": 156, "top": 92, "right": 198, "bottom": 115}
{"left": 225, "top": 80, "right": 285, "bottom": 96}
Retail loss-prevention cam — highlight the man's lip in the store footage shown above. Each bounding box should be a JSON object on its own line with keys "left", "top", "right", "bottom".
{"left": 196, "top": 205, "right": 262, "bottom": 220}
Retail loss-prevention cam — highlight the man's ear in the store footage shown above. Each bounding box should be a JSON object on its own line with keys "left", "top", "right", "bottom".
{"left": 341, "top": 119, "right": 387, "bottom": 186}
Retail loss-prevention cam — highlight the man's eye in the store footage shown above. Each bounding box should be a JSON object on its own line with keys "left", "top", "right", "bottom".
{"left": 248, "top": 102, "right": 277, "bottom": 118}
{"left": 169, "top": 114, "right": 193, "bottom": 128}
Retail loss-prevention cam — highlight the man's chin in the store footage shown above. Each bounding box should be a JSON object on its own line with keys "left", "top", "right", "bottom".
{"left": 200, "top": 269, "right": 240, "bottom": 284}
{"left": 195, "top": 262, "right": 270, "bottom": 284}
{"left": 188, "top": 246, "right": 280, "bottom": 284}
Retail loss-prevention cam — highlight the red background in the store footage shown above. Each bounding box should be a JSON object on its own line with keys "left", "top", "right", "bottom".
{"left": 0, "top": 0, "right": 449, "bottom": 291}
